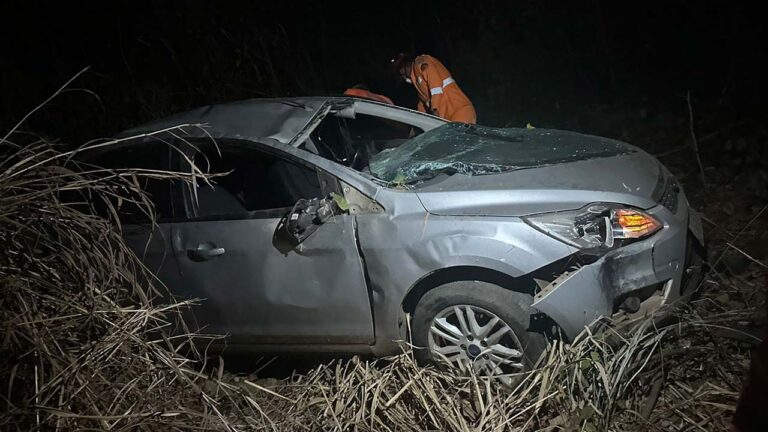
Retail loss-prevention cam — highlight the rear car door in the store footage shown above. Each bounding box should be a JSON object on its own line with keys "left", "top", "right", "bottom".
{"left": 84, "top": 141, "right": 185, "bottom": 293}
{"left": 172, "top": 140, "right": 374, "bottom": 346}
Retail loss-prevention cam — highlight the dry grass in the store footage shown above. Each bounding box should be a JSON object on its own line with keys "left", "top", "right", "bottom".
{"left": 0, "top": 127, "right": 762, "bottom": 430}
{"left": 0, "top": 131, "right": 258, "bottom": 430}
{"left": 228, "top": 297, "right": 761, "bottom": 432}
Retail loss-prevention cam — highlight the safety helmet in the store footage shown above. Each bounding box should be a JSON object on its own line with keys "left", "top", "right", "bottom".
{"left": 389, "top": 53, "right": 414, "bottom": 78}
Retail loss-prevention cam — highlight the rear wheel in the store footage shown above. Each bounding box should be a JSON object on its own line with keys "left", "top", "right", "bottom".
{"left": 411, "top": 281, "right": 547, "bottom": 385}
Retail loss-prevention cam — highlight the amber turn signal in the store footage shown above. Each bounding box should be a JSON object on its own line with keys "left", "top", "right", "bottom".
{"left": 614, "top": 209, "right": 662, "bottom": 238}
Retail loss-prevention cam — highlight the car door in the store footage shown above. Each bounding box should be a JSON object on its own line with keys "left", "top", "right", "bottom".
{"left": 171, "top": 139, "right": 374, "bottom": 346}
{"left": 84, "top": 140, "right": 185, "bottom": 294}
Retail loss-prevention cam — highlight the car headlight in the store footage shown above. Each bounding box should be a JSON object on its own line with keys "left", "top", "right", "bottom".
{"left": 524, "top": 203, "right": 662, "bottom": 251}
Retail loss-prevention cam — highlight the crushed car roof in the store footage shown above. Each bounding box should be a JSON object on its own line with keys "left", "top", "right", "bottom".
{"left": 118, "top": 97, "right": 339, "bottom": 144}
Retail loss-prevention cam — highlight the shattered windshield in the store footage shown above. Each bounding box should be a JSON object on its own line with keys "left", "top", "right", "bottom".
{"left": 368, "top": 123, "right": 635, "bottom": 185}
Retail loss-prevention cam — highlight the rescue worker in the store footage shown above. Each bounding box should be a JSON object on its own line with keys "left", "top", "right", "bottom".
{"left": 343, "top": 84, "right": 394, "bottom": 105}
{"left": 391, "top": 53, "right": 476, "bottom": 124}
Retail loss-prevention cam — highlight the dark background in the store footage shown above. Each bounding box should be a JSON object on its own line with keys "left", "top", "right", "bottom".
{"left": 1, "top": 0, "right": 766, "bottom": 146}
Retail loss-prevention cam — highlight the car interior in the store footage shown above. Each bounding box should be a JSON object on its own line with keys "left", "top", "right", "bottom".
{"left": 88, "top": 112, "right": 426, "bottom": 222}
{"left": 191, "top": 145, "right": 323, "bottom": 218}
{"left": 81, "top": 142, "right": 177, "bottom": 223}
{"left": 305, "top": 113, "right": 423, "bottom": 173}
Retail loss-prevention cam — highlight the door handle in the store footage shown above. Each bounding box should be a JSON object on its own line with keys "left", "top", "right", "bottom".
{"left": 187, "top": 242, "right": 226, "bottom": 261}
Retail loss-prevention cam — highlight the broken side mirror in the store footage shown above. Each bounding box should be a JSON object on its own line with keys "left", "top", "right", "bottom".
{"left": 276, "top": 194, "right": 344, "bottom": 246}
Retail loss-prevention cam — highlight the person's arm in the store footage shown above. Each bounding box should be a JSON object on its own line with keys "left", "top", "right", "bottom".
{"left": 416, "top": 100, "right": 426, "bottom": 113}
{"left": 420, "top": 59, "right": 450, "bottom": 119}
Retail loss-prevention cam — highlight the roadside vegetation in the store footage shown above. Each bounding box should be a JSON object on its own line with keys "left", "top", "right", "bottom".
{"left": 1, "top": 82, "right": 765, "bottom": 430}
{"left": 2, "top": 2, "right": 766, "bottom": 429}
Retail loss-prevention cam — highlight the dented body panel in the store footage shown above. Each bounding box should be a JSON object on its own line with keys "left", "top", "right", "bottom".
{"left": 414, "top": 151, "right": 662, "bottom": 216}
{"left": 120, "top": 98, "right": 329, "bottom": 144}
{"left": 116, "top": 96, "right": 703, "bottom": 356}
{"left": 172, "top": 213, "right": 374, "bottom": 345}
{"left": 355, "top": 188, "right": 578, "bottom": 354}
{"left": 531, "top": 191, "right": 694, "bottom": 339}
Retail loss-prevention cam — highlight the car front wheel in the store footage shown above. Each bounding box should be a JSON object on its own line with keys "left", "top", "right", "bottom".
{"left": 411, "top": 281, "right": 547, "bottom": 385}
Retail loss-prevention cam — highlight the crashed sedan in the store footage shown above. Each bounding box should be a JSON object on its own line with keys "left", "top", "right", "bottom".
{"left": 94, "top": 97, "right": 705, "bottom": 382}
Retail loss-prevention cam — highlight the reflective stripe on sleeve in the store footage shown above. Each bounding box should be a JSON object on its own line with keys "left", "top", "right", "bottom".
{"left": 430, "top": 87, "right": 444, "bottom": 95}
{"left": 442, "top": 77, "right": 455, "bottom": 87}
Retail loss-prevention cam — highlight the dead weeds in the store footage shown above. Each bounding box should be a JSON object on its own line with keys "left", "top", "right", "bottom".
{"left": 1, "top": 103, "right": 766, "bottom": 430}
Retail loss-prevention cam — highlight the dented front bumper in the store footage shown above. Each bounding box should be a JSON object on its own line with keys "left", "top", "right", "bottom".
{"left": 531, "top": 202, "right": 703, "bottom": 340}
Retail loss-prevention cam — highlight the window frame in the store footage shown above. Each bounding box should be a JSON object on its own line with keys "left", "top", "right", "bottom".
{"left": 308, "top": 111, "right": 426, "bottom": 167}
{"left": 177, "top": 138, "right": 341, "bottom": 222}
{"left": 79, "top": 139, "right": 185, "bottom": 225}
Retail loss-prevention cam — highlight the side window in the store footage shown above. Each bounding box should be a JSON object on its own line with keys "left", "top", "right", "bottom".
{"left": 188, "top": 143, "right": 323, "bottom": 219}
{"left": 87, "top": 141, "right": 175, "bottom": 223}
{"left": 310, "top": 113, "right": 423, "bottom": 171}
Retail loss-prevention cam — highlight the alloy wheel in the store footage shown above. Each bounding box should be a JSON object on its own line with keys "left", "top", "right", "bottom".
{"left": 428, "top": 304, "right": 525, "bottom": 385}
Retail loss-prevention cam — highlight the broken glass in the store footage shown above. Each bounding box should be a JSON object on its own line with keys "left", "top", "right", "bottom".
{"left": 368, "top": 123, "right": 635, "bottom": 185}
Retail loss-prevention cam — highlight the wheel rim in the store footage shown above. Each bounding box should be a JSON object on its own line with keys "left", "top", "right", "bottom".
{"left": 428, "top": 305, "right": 525, "bottom": 385}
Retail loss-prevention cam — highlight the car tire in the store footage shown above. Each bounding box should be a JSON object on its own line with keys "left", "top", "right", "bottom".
{"left": 411, "top": 281, "right": 547, "bottom": 382}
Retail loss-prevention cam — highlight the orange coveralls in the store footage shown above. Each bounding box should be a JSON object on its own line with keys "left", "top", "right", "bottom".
{"left": 343, "top": 88, "right": 394, "bottom": 105}
{"left": 410, "top": 55, "right": 476, "bottom": 124}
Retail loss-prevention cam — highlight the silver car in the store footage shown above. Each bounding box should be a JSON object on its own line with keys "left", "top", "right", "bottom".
{"left": 98, "top": 97, "right": 705, "bottom": 381}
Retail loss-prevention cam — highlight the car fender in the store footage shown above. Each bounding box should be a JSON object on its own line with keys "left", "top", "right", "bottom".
{"left": 357, "top": 211, "right": 577, "bottom": 355}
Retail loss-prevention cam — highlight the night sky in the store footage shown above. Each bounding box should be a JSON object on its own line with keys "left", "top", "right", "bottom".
{"left": 2, "top": 0, "right": 766, "bottom": 143}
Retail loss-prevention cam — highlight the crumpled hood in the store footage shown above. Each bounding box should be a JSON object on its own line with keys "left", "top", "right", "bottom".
{"left": 409, "top": 128, "right": 665, "bottom": 217}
